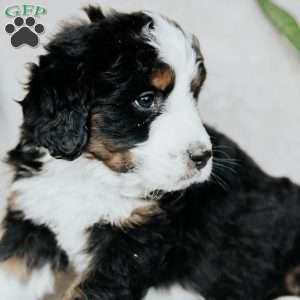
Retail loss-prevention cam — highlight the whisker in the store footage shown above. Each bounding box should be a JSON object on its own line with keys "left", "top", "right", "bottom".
{"left": 210, "top": 172, "right": 228, "bottom": 191}
{"left": 216, "top": 157, "right": 240, "bottom": 162}
{"left": 212, "top": 149, "right": 232, "bottom": 159}
{"left": 212, "top": 150, "right": 238, "bottom": 160}
{"left": 214, "top": 158, "right": 241, "bottom": 167}
{"left": 213, "top": 162, "right": 237, "bottom": 174}
{"left": 213, "top": 145, "right": 234, "bottom": 150}
{"left": 213, "top": 172, "right": 229, "bottom": 188}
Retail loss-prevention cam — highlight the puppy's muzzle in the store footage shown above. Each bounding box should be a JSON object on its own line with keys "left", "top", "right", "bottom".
{"left": 188, "top": 143, "right": 212, "bottom": 170}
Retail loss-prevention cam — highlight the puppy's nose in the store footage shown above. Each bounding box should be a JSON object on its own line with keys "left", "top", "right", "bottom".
{"left": 188, "top": 148, "right": 212, "bottom": 170}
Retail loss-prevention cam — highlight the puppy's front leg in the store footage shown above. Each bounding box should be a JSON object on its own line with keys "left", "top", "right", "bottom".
{"left": 0, "top": 210, "right": 69, "bottom": 300}
{"left": 64, "top": 215, "right": 169, "bottom": 300}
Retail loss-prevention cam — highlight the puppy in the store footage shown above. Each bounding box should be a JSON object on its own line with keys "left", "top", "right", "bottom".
{"left": 1, "top": 6, "right": 300, "bottom": 300}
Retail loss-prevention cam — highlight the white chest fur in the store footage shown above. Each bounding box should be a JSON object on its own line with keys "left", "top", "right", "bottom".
{"left": 11, "top": 156, "right": 149, "bottom": 272}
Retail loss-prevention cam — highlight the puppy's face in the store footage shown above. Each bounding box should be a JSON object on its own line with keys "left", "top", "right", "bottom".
{"left": 22, "top": 7, "right": 212, "bottom": 192}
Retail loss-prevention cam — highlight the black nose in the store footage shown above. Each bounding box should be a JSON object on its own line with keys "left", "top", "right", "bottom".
{"left": 188, "top": 149, "right": 212, "bottom": 170}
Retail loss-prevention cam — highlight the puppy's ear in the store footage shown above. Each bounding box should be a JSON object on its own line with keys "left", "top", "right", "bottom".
{"left": 83, "top": 5, "right": 105, "bottom": 23}
{"left": 21, "top": 60, "right": 89, "bottom": 160}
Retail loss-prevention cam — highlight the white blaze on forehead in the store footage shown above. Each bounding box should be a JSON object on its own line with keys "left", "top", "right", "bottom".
{"left": 144, "top": 12, "right": 197, "bottom": 85}
{"left": 141, "top": 12, "right": 210, "bottom": 145}
{"left": 130, "top": 13, "right": 212, "bottom": 192}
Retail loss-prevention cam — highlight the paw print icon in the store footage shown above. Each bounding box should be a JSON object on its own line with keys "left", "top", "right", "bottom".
{"left": 5, "top": 17, "right": 44, "bottom": 48}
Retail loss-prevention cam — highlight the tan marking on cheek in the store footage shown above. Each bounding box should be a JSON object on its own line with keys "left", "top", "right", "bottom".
{"left": 150, "top": 64, "right": 174, "bottom": 91}
{"left": 86, "top": 114, "right": 134, "bottom": 173}
{"left": 87, "top": 139, "right": 133, "bottom": 172}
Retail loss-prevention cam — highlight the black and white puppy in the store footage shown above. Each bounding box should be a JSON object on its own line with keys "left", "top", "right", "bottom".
{"left": 1, "top": 6, "right": 300, "bottom": 300}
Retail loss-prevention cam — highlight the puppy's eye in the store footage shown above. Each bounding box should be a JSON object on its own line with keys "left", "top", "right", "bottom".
{"left": 134, "top": 92, "right": 155, "bottom": 111}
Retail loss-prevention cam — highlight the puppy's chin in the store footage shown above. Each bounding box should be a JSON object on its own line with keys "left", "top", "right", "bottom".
{"left": 140, "top": 159, "right": 213, "bottom": 194}
{"left": 171, "top": 161, "right": 212, "bottom": 191}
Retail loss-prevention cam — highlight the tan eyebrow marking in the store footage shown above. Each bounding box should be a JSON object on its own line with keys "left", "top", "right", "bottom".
{"left": 149, "top": 64, "right": 175, "bottom": 91}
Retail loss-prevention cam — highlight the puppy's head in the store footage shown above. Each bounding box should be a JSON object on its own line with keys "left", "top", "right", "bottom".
{"left": 22, "top": 6, "right": 212, "bottom": 192}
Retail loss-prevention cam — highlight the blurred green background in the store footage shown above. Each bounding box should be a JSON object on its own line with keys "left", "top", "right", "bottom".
{"left": 258, "top": 0, "right": 300, "bottom": 52}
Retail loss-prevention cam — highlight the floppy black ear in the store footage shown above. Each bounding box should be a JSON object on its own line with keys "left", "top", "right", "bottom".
{"left": 21, "top": 60, "right": 89, "bottom": 160}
